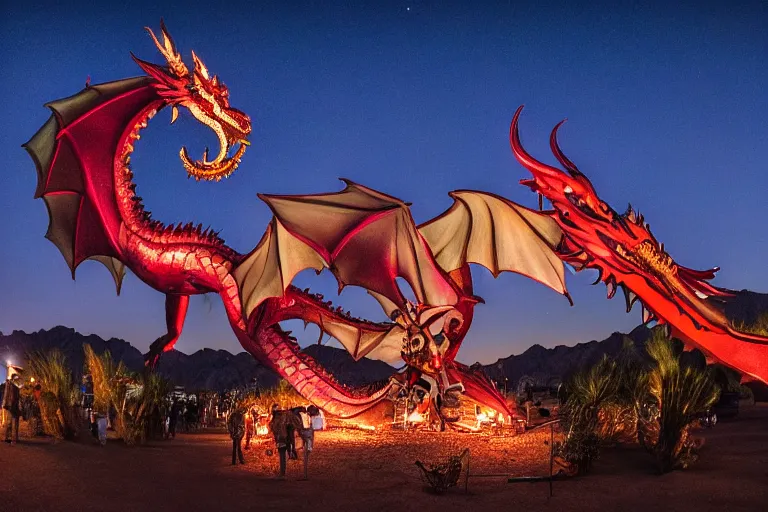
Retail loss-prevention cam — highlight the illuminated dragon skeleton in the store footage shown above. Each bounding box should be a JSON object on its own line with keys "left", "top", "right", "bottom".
{"left": 24, "top": 25, "right": 767, "bottom": 426}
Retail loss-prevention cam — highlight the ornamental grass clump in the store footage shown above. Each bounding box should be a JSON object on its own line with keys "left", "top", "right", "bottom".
{"left": 251, "top": 379, "right": 304, "bottom": 415}
{"left": 26, "top": 349, "right": 78, "bottom": 439}
{"left": 84, "top": 343, "right": 131, "bottom": 439}
{"left": 122, "top": 371, "right": 172, "bottom": 444}
{"left": 83, "top": 343, "right": 171, "bottom": 444}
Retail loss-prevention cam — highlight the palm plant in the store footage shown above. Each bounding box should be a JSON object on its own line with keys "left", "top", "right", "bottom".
{"left": 613, "top": 338, "right": 651, "bottom": 443}
{"left": 645, "top": 331, "right": 720, "bottom": 473}
{"left": 555, "top": 355, "right": 619, "bottom": 473}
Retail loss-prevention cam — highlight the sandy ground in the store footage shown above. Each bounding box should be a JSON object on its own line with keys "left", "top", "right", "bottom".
{"left": 1, "top": 406, "right": 766, "bottom": 512}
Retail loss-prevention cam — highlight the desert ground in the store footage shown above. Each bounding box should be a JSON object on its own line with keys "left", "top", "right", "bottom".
{"left": 1, "top": 405, "right": 766, "bottom": 512}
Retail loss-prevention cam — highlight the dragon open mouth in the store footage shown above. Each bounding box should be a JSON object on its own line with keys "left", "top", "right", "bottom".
{"left": 177, "top": 104, "right": 250, "bottom": 182}
{"left": 597, "top": 230, "right": 675, "bottom": 278}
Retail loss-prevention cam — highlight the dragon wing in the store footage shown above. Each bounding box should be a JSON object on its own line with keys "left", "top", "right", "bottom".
{"left": 251, "top": 179, "right": 459, "bottom": 310}
{"left": 321, "top": 320, "right": 406, "bottom": 364}
{"left": 418, "top": 190, "right": 570, "bottom": 302}
{"left": 234, "top": 217, "right": 327, "bottom": 319}
{"left": 23, "top": 77, "right": 160, "bottom": 294}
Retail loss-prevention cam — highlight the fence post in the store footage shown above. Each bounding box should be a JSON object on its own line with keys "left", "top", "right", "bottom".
{"left": 465, "top": 450, "right": 470, "bottom": 493}
{"left": 549, "top": 422, "right": 554, "bottom": 497}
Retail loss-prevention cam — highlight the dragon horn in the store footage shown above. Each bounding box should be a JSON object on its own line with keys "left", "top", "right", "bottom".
{"left": 144, "top": 19, "right": 188, "bottom": 78}
{"left": 509, "top": 106, "right": 565, "bottom": 180}
{"left": 191, "top": 50, "right": 210, "bottom": 80}
{"left": 549, "top": 119, "right": 586, "bottom": 179}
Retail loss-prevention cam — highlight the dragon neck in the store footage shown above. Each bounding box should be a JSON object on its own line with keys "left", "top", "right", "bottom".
{"left": 114, "top": 100, "right": 228, "bottom": 249}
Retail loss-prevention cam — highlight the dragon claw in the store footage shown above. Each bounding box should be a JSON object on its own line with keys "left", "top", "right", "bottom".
{"left": 144, "top": 350, "right": 161, "bottom": 370}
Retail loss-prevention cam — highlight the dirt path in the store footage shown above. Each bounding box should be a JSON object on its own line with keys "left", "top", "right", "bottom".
{"left": 1, "top": 405, "right": 766, "bottom": 511}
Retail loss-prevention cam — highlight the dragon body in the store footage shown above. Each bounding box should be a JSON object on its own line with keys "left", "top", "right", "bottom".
{"left": 510, "top": 107, "right": 768, "bottom": 384}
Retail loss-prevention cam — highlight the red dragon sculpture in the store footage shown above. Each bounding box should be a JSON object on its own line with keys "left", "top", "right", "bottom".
{"left": 24, "top": 23, "right": 574, "bottom": 424}
{"left": 510, "top": 106, "right": 768, "bottom": 385}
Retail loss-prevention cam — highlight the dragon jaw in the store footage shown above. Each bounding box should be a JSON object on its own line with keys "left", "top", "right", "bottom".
{"left": 131, "top": 21, "right": 251, "bottom": 182}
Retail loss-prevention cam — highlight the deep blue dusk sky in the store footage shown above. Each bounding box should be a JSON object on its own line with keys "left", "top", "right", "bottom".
{"left": 1, "top": 1, "right": 766, "bottom": 368}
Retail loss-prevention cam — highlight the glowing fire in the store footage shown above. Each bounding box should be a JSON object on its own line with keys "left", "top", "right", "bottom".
{"left": 407, "top": 411, "right": 425, "bottom": 423}
{"left": 256, "top": 425, "right": 269, "bottom": 436}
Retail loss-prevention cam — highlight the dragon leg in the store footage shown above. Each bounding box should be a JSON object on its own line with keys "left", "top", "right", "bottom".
{"left": 144, "top": 294, "right": 190, "bottom": 369}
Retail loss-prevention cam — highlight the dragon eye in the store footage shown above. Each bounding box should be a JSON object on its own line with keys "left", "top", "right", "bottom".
{"left": 564, "top": 190, "right": 608, "bottom": 222}
{"left": 410, "top": 335, "right": 425, "bottom": 352}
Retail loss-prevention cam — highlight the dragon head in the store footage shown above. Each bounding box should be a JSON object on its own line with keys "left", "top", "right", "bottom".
{"left": 509, "top": 106, "right": 729, "bottom": 313}
{"left": 131, "top": 21, "right": 251, "bottom": 181}
{"left": 394, "top": 304, "right": 464, "bottom": 375}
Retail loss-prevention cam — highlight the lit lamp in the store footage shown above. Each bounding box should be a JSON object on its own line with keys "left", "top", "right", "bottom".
{"left": 6, "top": 361, "right": 23, "bottom": 381}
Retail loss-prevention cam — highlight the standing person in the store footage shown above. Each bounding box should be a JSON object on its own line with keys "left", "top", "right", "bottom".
{"left": 96, "top": 411, "right": 108, "bottom": 446}
{"left": 227, "top": 409, "right": 246, "bottom": 465}
{"left": 89, "top": 410, "right": 99, "bottom": 440}
{"left": 169, "top": 399, "right": 181, "bottom": 439}
{"left": 286, "top": 408, "right": 299, "bottom": 460}
{"left": 298, "top": 405, "right": 322, "bottom": 480}
{"left": 269, "top": 404, "right": 302, "bottom": 478}
{"left": 244, "top": 407, "right": 255, "bottom": 451}
{"left": 3, "top": 371, "right": 22, "bottom": 445}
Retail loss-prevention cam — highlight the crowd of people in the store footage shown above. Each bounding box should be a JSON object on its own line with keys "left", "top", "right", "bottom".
{"left": 6, "top": 366, "right": 328, "bottom": 480}
{"left": 228, "top": 403, "right": 325, "bottom": 480}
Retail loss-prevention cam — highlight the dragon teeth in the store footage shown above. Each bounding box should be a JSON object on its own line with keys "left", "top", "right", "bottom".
{"left": 642, "top": 305, "right": 654, "bottom": 324}
{"left": 622, "top": 286, "right": 639, "bottom": 313}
